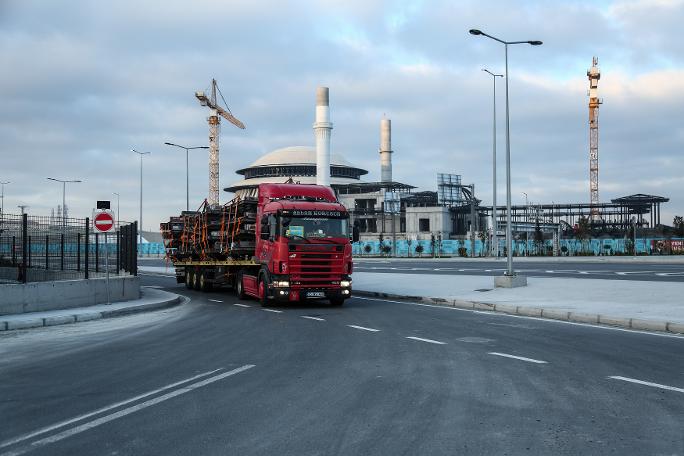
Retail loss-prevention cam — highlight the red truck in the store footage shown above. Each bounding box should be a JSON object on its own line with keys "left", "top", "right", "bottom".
{"left": 161, "top": 183, "right": 356, "bottom": 306}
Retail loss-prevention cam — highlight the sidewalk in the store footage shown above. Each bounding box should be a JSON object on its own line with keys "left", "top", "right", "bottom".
{"left": 354, "top": 272, "right": 684, "bottom": 334}
{"left": 0, "top": 288, "right": 182, "bottom": 331}
{"left": 354, "top": 256, "right": 684, "bottom": 264}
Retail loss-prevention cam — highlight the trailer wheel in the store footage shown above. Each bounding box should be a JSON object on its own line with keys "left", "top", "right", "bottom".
{"left": 192, "top": 269, "right": 201, "bottom": 291}
{"left": 330, "top": 297, "right": 345, "bottom": 307}
{"left": 185, "top": 269, "right": 193, "bottom": 289}
{"left": 199, "top": 271, "right": 213, "bottom": 292}
{"left": 235, "top": 271, "right": 247, "bottom": 300}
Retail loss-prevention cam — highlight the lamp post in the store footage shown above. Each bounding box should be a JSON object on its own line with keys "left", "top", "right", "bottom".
{"left": 0, "top": 181, "right": 9, "bottom": 219}
{"left": 46, "top": 177, "right": 82, "bottom": 228}
{"left": 469, "top": 28, "right": 542, "bottom": 283}
{"left": 113, "top": 192, "right": 120, "bottom": 228}
{"left": 131, "top": 149, "right": 151, "bottom": 245}
{"left": 522, "top": 191, "right": 529, "bottom": 256}
{"left": 164, "top": 142, "right": 209, "bottom": 211}
{"left": 482, "top": 69, "right": 503, "bottom": 258}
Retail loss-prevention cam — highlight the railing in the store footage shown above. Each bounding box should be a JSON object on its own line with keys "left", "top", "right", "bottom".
{"left": 0, "top": 213, "right": 137, "bottom": 283}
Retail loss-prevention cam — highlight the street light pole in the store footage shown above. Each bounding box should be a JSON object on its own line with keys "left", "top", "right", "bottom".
{"left": 131, "top": 149, "right": 151, "bottom": 245}
{"left": 482, "top": 69, "right": 503, "bottom": 258}
{"left": 113, "top": 192, "right": 120, "bottom": 228}
{"left": 469, "top": 28, "right": 542, "bottom": 280}
{"left": 522, "top": 191, "right": 529, "bottom": 256}
{"left": 47, "top": 177, "right": 82, "bottom": 228}
{"left": 164, "top": 142, "right": 209, "bottom": 211}
{"left": 0, "top": 181, "right": 9, "bottom": 219}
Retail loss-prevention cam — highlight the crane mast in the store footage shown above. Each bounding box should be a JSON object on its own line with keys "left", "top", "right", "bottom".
{"left": 588, "top": 57, "right": 602, "bottom": 221}
{"left": 195, "top": 79, "right": 245, "bottom": 207}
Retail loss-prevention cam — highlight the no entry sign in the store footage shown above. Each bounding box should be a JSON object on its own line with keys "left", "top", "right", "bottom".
{"left": 93, "top": 210, "right": 115, "bottom": 233}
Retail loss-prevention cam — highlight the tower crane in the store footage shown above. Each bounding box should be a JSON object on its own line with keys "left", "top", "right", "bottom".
{"left": 195, "top": 79, "right": 245, "bottom": 207}
{"left": 587, "top": 57, "right": 602, "bottom": 221}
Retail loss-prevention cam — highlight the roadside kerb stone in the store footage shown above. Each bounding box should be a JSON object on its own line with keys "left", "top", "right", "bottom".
{"left": 354, "top": 289, "right": 680, "bottom": 334}
{"left": 43, "top": 315, "right": 76, "bottom": 327}
{"left": 7, "top": 318, "right": 44, "bottom": 330}
{"left": 666, "top": 322, "right": 684, "bottom": 334}
{"left": 75, "top": 312, "right": 103, "bottom": 322}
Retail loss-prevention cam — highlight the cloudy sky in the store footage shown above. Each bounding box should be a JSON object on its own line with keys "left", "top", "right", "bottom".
{"left": 1, "top": 0, "right": 683, "bottom": 229}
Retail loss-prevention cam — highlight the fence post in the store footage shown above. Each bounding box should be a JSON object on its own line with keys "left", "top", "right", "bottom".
{"left": 85, "top": 217, "right": 89, "bottom": 279}
{"left": 133, "top": 221, "right": 138, "bottom": 276}
{"left": 116, "top": 229, "right": 120, "bottom": 273}
{"left": 77, "top": 233, "right": 81, "bottom": 271}
{"left": 95, "top": 233, "right": 99, "bottom": 273}
{"left": 61, "top": 233, "right": 65, "bottom": 270}
{"left": 21, "top": 214, "right": 27, "bottom": 283}
{"left": 28, "top": 235, "right": 32, "bottom": 268}
{"left": 45, "top": 235, "right": 49, "bottom": 270}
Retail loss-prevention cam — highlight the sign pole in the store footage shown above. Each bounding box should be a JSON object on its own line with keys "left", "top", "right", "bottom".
{"left": 105, "top": 231, "right": 110, "bottom": 304}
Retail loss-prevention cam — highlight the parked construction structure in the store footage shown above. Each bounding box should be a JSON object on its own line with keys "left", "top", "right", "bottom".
{"left": 588, "top": 57, "right": 602, "bottom": 221}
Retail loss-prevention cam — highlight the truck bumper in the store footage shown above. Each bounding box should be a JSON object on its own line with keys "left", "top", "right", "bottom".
{"left": 278, "top": 288, "right": 351, "bottom": 302}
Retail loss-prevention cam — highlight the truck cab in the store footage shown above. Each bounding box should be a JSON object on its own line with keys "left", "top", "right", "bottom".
{"left": 252, "top": 183, "right": 354, "bottom": 306}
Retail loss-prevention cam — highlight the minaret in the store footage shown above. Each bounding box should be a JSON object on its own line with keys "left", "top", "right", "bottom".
{"left": 314, "top": 87, "right": 333, "bottom": 186}
{"left": 379, "top": 117, "right": 393, "bottom": 182}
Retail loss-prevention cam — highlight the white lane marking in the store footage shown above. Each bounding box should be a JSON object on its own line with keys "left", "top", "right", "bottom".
{"left": 233, "top": 303, "right": 251, "bottom": 308}
{"left": 608, "top": 376, "right": 684, "bottom": 393}
{"left": 406, "top": 336, "right": 446, "bottom": 345}
{"left": 262, "top": 308, "right": 283, "bottom": 313}
{"left": 142, "top": 285, "right": 163, "bottom": 289}
{"left": 0, "top": 368, "right": 224, "bottom": 450}
{"left": 301, "top": 316, "right": 325, "bottom": 321}
{"left": 488, "top": 352, "right": 548, "bottom": 364}
{"left": 615, "top": 271, "right": 654, "bottom": 275}
{"left": 1, "top": 365, "right": 255, "bottom": 456}
{"left": 347, "top": 324, "right": 380, "bottom": 332}
{"left": 351, "top": 296, "right": 684, "bottom": 340}
{"left": 208, "top": 299, "right": 223, "bottom": 303}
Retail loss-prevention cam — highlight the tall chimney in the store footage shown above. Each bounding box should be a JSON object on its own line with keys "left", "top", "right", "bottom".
{"left": 379, "top": 117, "right": 393, "bottom": 182}
{"left": 313, "top": 87, "right": 333, "bottom": 186}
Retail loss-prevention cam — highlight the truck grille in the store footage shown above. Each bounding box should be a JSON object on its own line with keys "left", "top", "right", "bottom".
{"left": 288, "top": 244, "right": 344, "bottom": 289}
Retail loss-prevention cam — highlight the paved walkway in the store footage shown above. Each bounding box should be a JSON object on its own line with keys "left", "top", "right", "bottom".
{"left": 0, "top": 288, "right": 181, "bottom": 331}
{"left": 354, "top": 272, "right": 684, "bottom": 333}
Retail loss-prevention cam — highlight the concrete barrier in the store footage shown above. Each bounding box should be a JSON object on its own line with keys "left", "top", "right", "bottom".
{"left": 0, "top": 276, "right": 140, "bottom": 316}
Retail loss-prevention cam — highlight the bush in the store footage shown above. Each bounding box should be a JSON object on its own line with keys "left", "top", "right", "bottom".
{"left": 381, "top": 244, "right": 392, "bottom": 255}
{"left": 458, "top": 247, "right": 468, "bottom": 257}
{"left": 415, "top": 244, "right": 424, "bottom": 256}
{"left": 363, "top": 244, "right": 372, "bottom": 254}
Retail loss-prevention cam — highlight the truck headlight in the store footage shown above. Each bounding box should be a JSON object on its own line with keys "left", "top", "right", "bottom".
{"left": 340, "top": 280, "right": 351, "bottom": 287}
{"left": 274, "top": 281, "right": 290, "bottom": 288}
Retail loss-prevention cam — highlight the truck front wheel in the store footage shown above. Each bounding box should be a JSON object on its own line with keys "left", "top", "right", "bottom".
{"left": 258, "top": 273, "right": 269, "bottom": 307}
{"left": 185, "top": 269, "right": 193, "bottom": 290}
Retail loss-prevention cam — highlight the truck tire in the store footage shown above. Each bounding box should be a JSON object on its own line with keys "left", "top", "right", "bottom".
{"left": 235, "top": 271, "right": 246, "bottom": 299}
{"left": 192, "top": 269, "right": 201, "bottom": 291}
{"left": 330, "top": 297, "right": 345, "bottom": 307}
{"left": 185, "top": 269, "right": 193, "bottom": 290}
{"left": 258, "top": 272, "right": 268, "bottom": 307}
{"left": 199, "top": 270, "right": 213, "bottom": 292}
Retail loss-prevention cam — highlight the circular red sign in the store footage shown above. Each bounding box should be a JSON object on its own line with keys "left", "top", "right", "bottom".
{"left": 93, "top": 211, "right": 115, "bottom": 232}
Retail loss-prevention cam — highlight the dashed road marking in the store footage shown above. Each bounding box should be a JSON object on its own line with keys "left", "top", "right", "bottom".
{"left": 406, "top": 336, "right": 446, "bottom": 345}
{"left": 488, "top": 352, "right": 548, "bottom": 364}
{"left": 262, "top": 309, "right": 283, "bottom": 313}
{"left": 608, "top": 376, "right": 684, "bottom": 393}
{"left": 233, "top": 303, "right": 251, "bottom": 308}
{"left": 208, "top": 299, "right": 223, "bottom": 303}
{"left": 301, "top": 316, "right": 325, "bottom": 321}
{"left": 347, "top": 324, "right": 380, "bottom": 332}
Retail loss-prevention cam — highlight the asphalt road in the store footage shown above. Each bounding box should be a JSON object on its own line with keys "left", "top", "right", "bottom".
{"left": 1, "top": 274, "right": 682, "bottom": 455}
{"left": 139, "top": 257, "right": 684, "bottom": 282}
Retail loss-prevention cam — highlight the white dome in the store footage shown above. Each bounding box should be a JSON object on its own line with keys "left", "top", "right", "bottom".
{"left": 244, "top": 146, "right": 356, "bottom": 169}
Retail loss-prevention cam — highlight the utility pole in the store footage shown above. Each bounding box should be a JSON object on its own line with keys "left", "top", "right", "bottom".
{"left": 0, "top": 181, "right": 9, "bottom": 220}
{"left": 522, "top": 192, "right": 529, "bottom": 256}
{"left": 113, "top": 192, "right": 120, "bottom": 228}
{"left": 17, "top": 205, "right": 29, "bottom": 215}
{"left": 482, "top": 69, "right": 503, "bottom": 258}
{"left": 47, "top": 177, "right": 82, "bottom": 229}
{"left": 164, "top": 142, "right": 209, "bottom": 211}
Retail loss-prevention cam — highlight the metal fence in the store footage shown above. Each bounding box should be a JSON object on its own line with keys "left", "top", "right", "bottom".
{"left": 0, "top": 213, "right": 137, "bottom": 283}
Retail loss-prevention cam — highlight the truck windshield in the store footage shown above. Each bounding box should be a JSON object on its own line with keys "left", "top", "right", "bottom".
{"left": 280, "top": 217, "right": 349, "bottom": 240}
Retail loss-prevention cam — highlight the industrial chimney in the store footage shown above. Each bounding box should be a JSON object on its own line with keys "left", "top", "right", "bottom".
{"left": 379, "top": 117, "right": 393, "bottom": 182}
{"left": 314, "top": 87, "right": 333, "bottom": 186}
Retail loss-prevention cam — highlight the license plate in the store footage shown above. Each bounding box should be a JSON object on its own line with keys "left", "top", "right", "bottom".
{"left": 306, "top": 291, "right": 325, "bottom": 298}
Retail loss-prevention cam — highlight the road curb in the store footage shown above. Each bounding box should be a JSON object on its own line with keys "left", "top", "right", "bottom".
{"left": 0, "top": 292, "right": 182, "bottom": 332}
{"left": 354, "top": 290, "right": 683, "bottom": 335}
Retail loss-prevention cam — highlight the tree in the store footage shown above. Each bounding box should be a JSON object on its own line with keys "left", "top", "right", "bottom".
{"left": 415, "top": 244, "right": 424, "bottom": 258}
{"left": 534, "top": 220, "right": 544, "bottom": 256}
{"left": 574, "top": 216, "right": 590, "bottom": 253}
